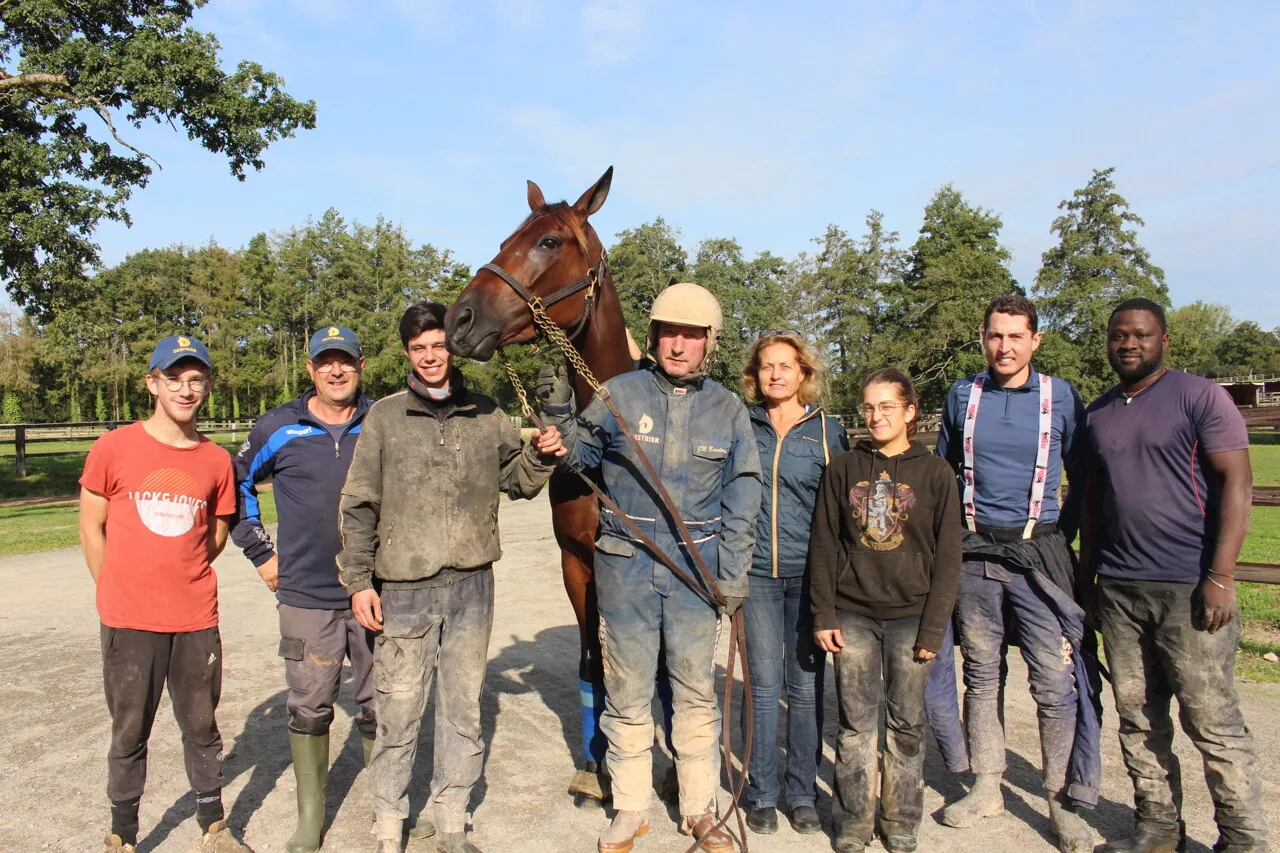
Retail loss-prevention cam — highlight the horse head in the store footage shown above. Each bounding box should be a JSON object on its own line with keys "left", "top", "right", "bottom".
{"left": 445, "top": 167, "right": 614, "bottom": 361}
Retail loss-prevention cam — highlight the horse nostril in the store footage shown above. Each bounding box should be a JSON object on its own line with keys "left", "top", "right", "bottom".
{"left": 452, "top": 306, "right": 474, "bottom": 334}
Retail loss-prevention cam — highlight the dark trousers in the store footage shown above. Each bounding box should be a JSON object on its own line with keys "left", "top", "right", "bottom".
{"left": 955, "top": 558, "right": 1076, "bottom": 794}
{"left": 740, "top": 574, "right": 825, "bottom": 810}
{"left": 923, "top": 619, "right": 970, "bottom": 773}
{"left": 1097, "top": 578, "right": 1268, "bottom": 851}
{"left": 101, "top": 625, "right": 224, "bottom": 802}
{"left": 369, "top": 569, "right": 494, "bottom": 835}
{"left": 278, "top": 603, "right": 376, "bottom": 737}
{"left": 831, "top": 611, "right": 933, "bottom": 843}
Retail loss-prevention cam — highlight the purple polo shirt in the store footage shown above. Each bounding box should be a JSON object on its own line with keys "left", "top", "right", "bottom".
{"left": 1085, "top": 370, "right": 1249, "bottom": 583}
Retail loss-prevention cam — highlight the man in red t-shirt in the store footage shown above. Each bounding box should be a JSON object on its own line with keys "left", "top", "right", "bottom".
{"left": 79, "top": 335, "right": 250, "bottom": 853}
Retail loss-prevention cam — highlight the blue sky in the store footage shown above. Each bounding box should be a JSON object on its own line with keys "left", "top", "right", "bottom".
{"left": 73, "top": 0, "right": 1280, "bottom": 328}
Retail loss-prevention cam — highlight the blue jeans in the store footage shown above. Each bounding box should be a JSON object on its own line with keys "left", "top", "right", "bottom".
{"left": 740, "top": 574, "right": 825, "bottom": 809}
{"left": 924, "top": 619, "right": 970, "bottom": 774}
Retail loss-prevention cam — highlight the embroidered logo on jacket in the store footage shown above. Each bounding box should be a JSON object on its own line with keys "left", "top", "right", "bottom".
{"left": 849, "top": 471, "right": 917, "bottom": 551}
{"left": 638, "top": 414, "right": 654, "bottom": 434}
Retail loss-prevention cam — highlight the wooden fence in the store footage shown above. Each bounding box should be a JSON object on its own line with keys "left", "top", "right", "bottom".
{"left": 5, "top": 419, "right": 1280, "bottom": 584}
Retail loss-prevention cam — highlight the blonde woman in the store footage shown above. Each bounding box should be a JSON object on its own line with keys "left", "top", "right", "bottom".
{"left": 739, "top": 331, "right": 847, "bottom": 835}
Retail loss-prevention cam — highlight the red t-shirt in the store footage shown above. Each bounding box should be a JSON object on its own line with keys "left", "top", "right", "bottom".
{"left": 79, "top": 423, "right": 236, "bottom": 632}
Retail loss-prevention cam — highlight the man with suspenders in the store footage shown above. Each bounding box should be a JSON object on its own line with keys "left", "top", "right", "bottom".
{"left": 935, "top": 294, "right": 1100, "bottom": 853}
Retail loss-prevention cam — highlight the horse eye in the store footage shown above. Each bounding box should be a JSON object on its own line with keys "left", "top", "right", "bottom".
{"left": 539, "top": 236, "right": 562, "bottom": 250}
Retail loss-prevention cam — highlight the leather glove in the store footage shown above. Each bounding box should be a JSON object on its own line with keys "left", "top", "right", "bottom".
{"left": 536, "top": 365, "right": 573, "bottom": 408}
{"left": 718, "top": 596, "right": 745, "bottom": 617}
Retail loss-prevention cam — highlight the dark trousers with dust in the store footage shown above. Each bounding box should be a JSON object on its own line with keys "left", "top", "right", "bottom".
{"left": 955, "top": 558, "right": 1076, "bottom": 794}
{"left": 277, "top": 603, "right": 376, "bottom": 737}
{"left": 1097, "top": 578, "right": 1268, "bottom": 851}
{"left": 369, "top": 569, "right": 494, "bottom": 835}
{"left": 101, "top": 625, "right": 225, "bottom": 802}
{"left": 831, "top": 611, "right": 933, "bottom": 844}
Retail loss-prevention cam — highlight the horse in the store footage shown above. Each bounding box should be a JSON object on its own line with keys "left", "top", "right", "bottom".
{"left": 444, "top": 167, "right": 633, "bottom": 801}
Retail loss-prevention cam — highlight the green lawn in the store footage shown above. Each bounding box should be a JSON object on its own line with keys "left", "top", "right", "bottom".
{"left": 1251, "top": 443, "right": 1280, "bottom": 487}
{"left": 0, "top": 492, "right": 277, "bottom": 559}
{"left": 0, "top": 439, "right": 244, "bottom": 500}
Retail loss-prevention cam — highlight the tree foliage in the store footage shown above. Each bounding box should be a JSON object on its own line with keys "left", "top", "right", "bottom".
{"left": 1034, "top": 167, "right": 1168, "bottom": 399}
{"left": 0, "top": 0, "right": 317, "bottom": 315}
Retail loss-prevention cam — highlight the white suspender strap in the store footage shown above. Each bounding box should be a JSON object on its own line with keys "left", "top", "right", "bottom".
{"left": 820, "top": 415, "right": 830, "bottom": 465}
{"left": 1024, "top": 374, "right": 1053, "bottom": 540}
{"left": 961, "top": 373, "right": 1054, "bottom": 539}
{"left": 961, "top": 376, "right": 984, "bottom": 532}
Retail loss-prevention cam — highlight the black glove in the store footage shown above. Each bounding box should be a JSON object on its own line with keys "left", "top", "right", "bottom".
{"left": 719, "top": 596, "right": 745, "bottom": 617}
{"left": 536, "top": 365, "right": 573, "bottom": 408}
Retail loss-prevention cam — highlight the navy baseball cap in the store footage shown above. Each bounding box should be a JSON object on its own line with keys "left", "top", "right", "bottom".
{"left": 149, "top": 335, "right": 212, "bottom": 371}
{"left": 309, "top": 325, "right": 361, "bottom": 359}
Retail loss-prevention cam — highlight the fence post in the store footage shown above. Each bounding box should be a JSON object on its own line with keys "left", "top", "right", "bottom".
{"left": 14, "top": 426, "right": 26, "bottom": 478}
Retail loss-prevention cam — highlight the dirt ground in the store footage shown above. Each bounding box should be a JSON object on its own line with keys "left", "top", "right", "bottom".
{"left": 2, "top": 492, "right": 1277, "bottom": 853}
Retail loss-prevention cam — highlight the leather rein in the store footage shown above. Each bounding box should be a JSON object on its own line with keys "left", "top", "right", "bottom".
{"left": 486, "top": 252, "right": 754, "bottom": 853}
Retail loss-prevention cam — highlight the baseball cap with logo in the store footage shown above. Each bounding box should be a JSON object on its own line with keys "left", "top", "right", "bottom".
{"left": 149, "top": 335, "right": 212, "bottom": 371}
{"left": 309, "top": 325, "right": 362, "bottom": 359}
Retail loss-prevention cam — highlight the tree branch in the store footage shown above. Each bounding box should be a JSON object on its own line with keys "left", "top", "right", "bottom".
{"left": 0, "top": 71, "right": 72, "bottom": 92}
{"left": 74, "top": 94, "right": 162, "bottom": 167}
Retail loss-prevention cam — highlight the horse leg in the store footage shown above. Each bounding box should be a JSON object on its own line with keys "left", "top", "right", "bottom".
{"left": 550, "top": 480, "right": 611, "bottom": 803}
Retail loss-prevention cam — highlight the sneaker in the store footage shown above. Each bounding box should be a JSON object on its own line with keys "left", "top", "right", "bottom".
{"left": 190, "top": 820, "right": 254, "bottom": 853}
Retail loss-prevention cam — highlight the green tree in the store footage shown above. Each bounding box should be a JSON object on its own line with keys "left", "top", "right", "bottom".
{"left": 1166, "top": 301, "right": 1234, "bottom": 376}
{"left": 608, "top": 218, "right": 688, "bottom": 344}
{"left": 1215, "top": 321, "right": 1279, "bottom": 376}
{"left": 880, "top": 186, "right": 1017, "bottom": 407}
{"left": 94, "top": 385, "right": 106, "bottom": 421}
{"left": 690, "top": 238, "right": 788, "bottom": 390}
{"left": 2, "top": 389, "right": 19, "bottom": 423}
{"left": 0, "top": 0, "right": 316, "bottom": 315}
{"left": 1034, "top": 167, "right": 1168, "bottom": 399}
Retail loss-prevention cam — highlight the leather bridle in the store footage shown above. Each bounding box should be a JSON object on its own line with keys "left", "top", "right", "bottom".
{"left": 479, "top": 249, "right": 608, "bottom": 343}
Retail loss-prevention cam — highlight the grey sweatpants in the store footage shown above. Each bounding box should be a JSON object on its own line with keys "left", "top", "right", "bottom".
{"left": 368, "top": 568, "right": 494, "bottom": 835}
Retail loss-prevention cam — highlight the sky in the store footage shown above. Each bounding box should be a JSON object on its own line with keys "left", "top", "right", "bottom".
{"left": 51, "top": 0, "right": 1280, "bottom": 327}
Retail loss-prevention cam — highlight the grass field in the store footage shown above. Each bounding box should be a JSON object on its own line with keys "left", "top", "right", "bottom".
{"left": 1251, "top": 443, "right": 1280, "bottom": 487}
{"left": 0, "top": 492, "right": 277, "bottom": 559}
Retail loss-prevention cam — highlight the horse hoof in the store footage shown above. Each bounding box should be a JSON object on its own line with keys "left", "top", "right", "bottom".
{"left": 569, "top": 768, "right": 611, "bottom": 802}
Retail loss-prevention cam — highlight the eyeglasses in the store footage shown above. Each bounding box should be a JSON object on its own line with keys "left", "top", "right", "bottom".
{"left": 757, "top": 328, "right": 803, "bottom": 339}
{"left": 159, "top": 377, "right": 209, "bottom": 393}
{"left": 860, "top": 402, "right": 907, "bottom": 418}
{"left": 315, "top": 361, "right": 359, "bottom": 374}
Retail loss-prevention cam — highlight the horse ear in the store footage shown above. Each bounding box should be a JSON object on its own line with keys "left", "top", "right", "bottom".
{"left": 527, "top": 180, "right": 546, "bottom": 212}
{"left": 572, "top": 166, "right": 613, "bottom": 217}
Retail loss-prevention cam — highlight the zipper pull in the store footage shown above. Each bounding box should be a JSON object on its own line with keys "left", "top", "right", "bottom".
{"left": 334, "top": 441, "right": 340, "bottom": 458}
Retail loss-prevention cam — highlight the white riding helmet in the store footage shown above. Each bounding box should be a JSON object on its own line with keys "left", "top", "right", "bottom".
{"left": 646, "top": 282, "right": 723, "bottom": 375}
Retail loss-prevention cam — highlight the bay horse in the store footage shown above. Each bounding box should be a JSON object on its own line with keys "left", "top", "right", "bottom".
{"left": 444, "top": 167, "right": 632, "bottom": 800}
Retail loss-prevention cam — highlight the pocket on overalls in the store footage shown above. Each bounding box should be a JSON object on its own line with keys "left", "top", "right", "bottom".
{"left": 278, "top": 637, "right": 305, "bottom": 661}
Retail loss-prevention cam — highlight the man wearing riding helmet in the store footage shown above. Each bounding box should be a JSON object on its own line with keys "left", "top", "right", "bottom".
{"left": 538, "top": 282, "right": 762, "bottom": 853}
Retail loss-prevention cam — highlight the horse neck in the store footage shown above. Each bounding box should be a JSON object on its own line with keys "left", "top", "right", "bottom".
{"left": 572, "top": 270, "right": 632, "bottom": 408}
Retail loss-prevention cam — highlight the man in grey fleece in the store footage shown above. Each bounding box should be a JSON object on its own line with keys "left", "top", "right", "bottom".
{"left": 337, "top": 301, "right": 566, "bottom": 853}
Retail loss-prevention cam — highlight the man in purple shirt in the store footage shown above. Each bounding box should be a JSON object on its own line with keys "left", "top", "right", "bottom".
{"left": 1081, "top": 298, "right": 1267, "bottom": 853}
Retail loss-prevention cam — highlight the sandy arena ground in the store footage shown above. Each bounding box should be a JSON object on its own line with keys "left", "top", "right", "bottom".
{"left": 1, "top": 491, "right": 1276, "bottom": 852}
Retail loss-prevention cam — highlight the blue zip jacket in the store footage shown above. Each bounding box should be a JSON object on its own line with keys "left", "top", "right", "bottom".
{"left": 937, "top": 369, "right": 1086, "bottom": 539}
{"left": 748, "top": 405, "right": 848, "bottom": 579}
{"left": 233, "top": 389, "right": 370, "bottom": 610}
{"left": 551, "top": 363, "right": 762, "bottom": 599}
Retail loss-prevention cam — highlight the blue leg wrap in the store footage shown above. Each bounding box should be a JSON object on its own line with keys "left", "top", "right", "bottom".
{"left": 579, "top": 677, "right": 608, "bottom": 763}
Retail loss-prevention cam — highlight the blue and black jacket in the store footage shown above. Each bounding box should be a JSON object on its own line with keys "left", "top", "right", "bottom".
{"left": 233, "top": 389, "right": 371, "bottom": 610}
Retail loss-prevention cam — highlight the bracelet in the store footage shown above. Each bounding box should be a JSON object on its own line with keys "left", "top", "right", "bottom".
{"left": 1206, "top": 575, "right": 1235, "bottom": 592}
{"left": 1207, "top": 569, "right": 1235, "bottom": 578}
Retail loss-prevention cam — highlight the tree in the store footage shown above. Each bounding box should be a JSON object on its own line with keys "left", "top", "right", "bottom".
{"left": 880, "top": 186, "right": 1017, "bottom": 407}
{"left": 1166, "top": 301, "right": 1234, "bottom": 376}
{"left": 1035, "top": 167, "right": 1168, "bottom": 399}
{"left": 1, "top": 0, "right": 317, "bottom": 316}
{"left": 791, "top": 213, "right": 905, "bottom": 414}
{"left": 690, "top": 238, "right": 788, "bottom": 390}
{"left": 608, "top": 218, "right": 688, "bottom": 344}
{"left": 1215, "top": 321, "right": 1279, "bottom": 376}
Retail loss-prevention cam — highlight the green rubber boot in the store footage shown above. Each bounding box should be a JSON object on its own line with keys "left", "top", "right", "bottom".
{"left": 286, "top": 732, "right": 329, "bottom": 853}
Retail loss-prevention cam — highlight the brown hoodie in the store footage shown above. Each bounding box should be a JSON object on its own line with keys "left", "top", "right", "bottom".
{"left": 808, "top": 439, "right": 962, "bottom": 653}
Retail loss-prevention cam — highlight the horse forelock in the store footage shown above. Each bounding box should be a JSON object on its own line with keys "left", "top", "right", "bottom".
{"left": 503, "top": 203, "right": 595, "bottom": 260}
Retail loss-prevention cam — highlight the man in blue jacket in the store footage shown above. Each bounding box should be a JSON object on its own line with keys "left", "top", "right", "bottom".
{"left": 233, "top": 326, "right": 431, "bottom": 853}
{"left": 542, "top": 283, "right": 762, "bottom": 853}
{"left": 933, "top": 294, "right": 1099, "bottom": 853}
